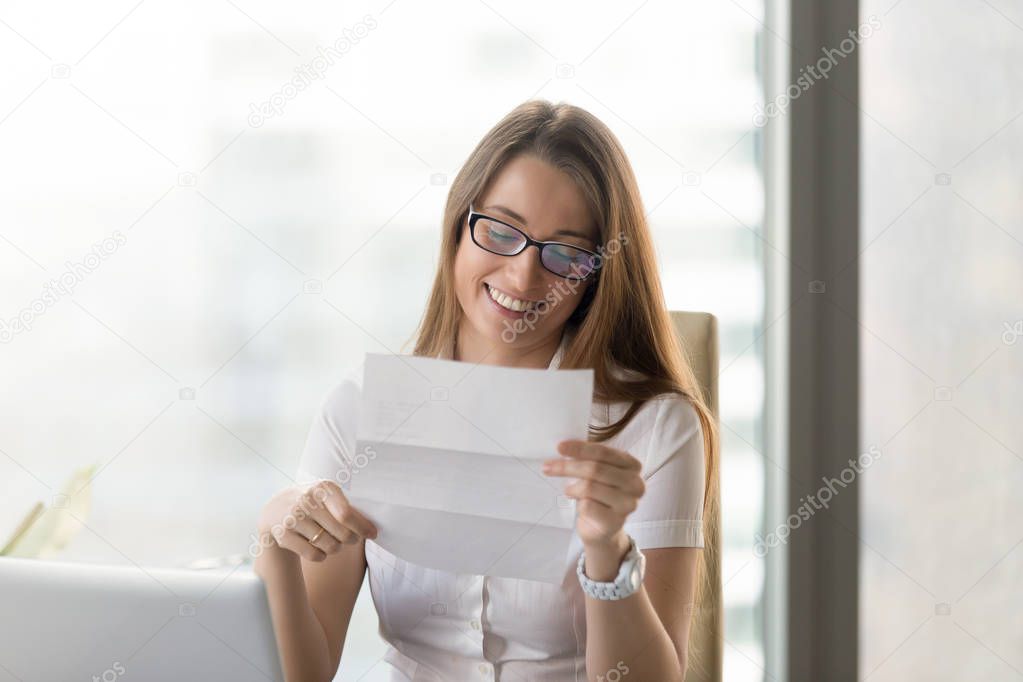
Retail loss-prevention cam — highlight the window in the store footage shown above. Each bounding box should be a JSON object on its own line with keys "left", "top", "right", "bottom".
{"left": 0, "top": 2, "right": 770, "bottom": 678}
{"left": 860, "top": 1, "right": 1023, "bottom": 679}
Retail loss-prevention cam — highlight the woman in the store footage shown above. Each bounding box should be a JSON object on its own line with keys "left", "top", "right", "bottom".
{"left": 255, "top": 100, "right": 719, "bottom": 682}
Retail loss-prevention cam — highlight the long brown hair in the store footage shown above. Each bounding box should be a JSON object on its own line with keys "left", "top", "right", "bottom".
{"left": 412, "top": 99, "right": 719, "bottom": 656}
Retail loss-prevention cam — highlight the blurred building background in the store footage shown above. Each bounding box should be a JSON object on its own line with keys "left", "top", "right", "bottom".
{"left": 859, "top": 0, "right": 1023, "bottom": 679}
{"left": 0, "top": 1, "right": 771, "bottom": 679}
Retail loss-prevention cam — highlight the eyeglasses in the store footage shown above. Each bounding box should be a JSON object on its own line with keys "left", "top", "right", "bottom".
{"left": 466, "top": 204, "right": 601, "bottom": 281}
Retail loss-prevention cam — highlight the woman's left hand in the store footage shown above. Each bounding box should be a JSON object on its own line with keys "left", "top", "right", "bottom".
{"left": 542, "top": 440, "right": 646, "bottom": 550}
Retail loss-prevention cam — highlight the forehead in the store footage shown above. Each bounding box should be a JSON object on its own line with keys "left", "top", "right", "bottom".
{"left": 479, "top": 155, "right": 597, "bottom": 241}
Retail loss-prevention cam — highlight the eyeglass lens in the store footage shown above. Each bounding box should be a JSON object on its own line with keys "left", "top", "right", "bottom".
{"left": 474, "top": 217, "right": 599, "bottom": 279}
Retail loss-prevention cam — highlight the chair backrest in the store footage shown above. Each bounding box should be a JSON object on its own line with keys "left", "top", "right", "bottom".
{"left": 669, "top": 311, "right": 722, "bottom": 682}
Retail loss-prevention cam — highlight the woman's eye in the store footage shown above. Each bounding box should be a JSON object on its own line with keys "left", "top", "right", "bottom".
{"left": 488, "top": 226, "right": 518, "bottom": 242}
{"left": 547, "top": 251, "right": 570, "bottom": 264}
{"left": 548, "top": 246, "right": 583, "bottom": 263}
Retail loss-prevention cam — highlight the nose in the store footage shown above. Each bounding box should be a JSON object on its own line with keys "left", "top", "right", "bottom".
{"left": 504, "top": 243, "right": 546, "bottom": 293}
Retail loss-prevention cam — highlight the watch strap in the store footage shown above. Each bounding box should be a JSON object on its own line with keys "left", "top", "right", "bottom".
{"left": 576, "top": 535, "right": 645, "bottom": 600}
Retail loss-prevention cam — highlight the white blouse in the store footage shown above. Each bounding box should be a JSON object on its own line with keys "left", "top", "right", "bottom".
{"left": 295, "top": 331, "right": 706, "bottom": 681}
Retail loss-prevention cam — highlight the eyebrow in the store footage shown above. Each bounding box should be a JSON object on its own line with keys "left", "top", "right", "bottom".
{"left": 482, "top": 204, "right": 594, "bottom": 242}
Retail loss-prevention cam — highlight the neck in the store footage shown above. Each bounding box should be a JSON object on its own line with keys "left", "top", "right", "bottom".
{"left": 454, "top": 323, "right": 566, "bottom": 369}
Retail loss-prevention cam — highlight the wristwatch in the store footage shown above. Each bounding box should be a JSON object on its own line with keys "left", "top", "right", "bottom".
{"left": 576, "top": 535, "right": 646, "bottom": 600}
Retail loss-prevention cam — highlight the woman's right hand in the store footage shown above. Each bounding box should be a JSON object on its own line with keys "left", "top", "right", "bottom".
{"left": 257, "top": 481, "right": 379, "bottom": 562}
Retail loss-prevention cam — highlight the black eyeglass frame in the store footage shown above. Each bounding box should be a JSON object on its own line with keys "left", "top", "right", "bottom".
{"left": 466, "top": 204, "right": 602, "bottom": 282}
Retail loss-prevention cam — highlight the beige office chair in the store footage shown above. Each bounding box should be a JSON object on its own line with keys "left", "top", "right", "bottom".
{"left": 669, "top": 311, "right": 722, "bottom": 682}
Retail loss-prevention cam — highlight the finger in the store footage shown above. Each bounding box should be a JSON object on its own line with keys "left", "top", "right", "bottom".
{"left": 321, "top": 487, "right": 378, "bottom": 540}
{"left": 299, "top": 485, "right": 360, "bottom": 544}
{"left": 267, "top": 495, "right": 350, "bottom": 553}
{"left": 544, "top": 459, "right": 641, "bottom": 492}
{"left": 298, "top": 518, "right": 353, "bottom": 554}
{"left": 290, "top": 517, "right": 338, "bottom": 547}
{"left": 564, "top": 478, "right": 639, "bottom": 514}
{"left": 303, "top": 481, "right": 378, "bottom": 541}
{"left": 309, "top": 507, "right": 359, "bottom": 547}
{"left": 275, "top": 529, "right": 327, "bottom": 562}
{"left": 555, "top": 440, "right": 642, "bottom": 471}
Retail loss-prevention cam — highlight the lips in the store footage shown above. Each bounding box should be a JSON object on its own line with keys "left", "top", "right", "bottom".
{"left": 483, "top": 283, "right": 538, "bottom": 319}
{"left": 485, "top": 283, "right": 539, "bottom": 312}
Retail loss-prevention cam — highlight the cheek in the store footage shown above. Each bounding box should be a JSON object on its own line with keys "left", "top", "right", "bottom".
{"left": 459, "top": 230, "right": 512, "bottom": 275}
{"left": 453, "top": 240, "right": 494, "bottom": 303}
{"left": 453, "top": 241, "right": 479, "bottom": 288}
{"left": 543, "top": 280, "right": 590, "bottom": 321}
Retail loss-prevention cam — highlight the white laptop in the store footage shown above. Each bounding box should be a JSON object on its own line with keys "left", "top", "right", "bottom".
{"left": 0, "top": 556, "right": 284, "bottom": 682}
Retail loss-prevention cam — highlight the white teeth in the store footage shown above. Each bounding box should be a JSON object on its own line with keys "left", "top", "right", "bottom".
{"left": 487, "top": 284, "right": 535, "bottom": 312}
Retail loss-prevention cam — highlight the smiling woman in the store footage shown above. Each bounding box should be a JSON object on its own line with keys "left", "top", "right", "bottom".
{"left": 254, "top": 100, "right": 720, "bottom": 682}
{"left": 451, "top": 154, "right": 601, "bottom": 362}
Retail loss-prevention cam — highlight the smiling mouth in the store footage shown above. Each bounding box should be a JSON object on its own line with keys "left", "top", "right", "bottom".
{"left": 484, "top": 283, "right": 540, "bottom": 313}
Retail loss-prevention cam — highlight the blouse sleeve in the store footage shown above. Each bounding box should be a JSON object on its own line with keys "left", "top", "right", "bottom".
{"left": 622, "top": 394, "right": 707, "bottom": 550}
{"left": 294, "top": 366, "right": 363, "bottom": 487}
